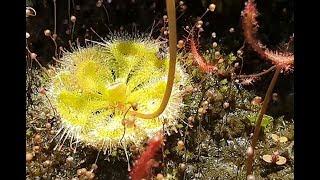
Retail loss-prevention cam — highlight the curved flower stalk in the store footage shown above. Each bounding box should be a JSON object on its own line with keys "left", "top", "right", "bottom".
{"left": 47, "top": 36, "right": 188, "bottom": 151}
{"left": 133, "top": 0, "right": 178, "bottom": 119}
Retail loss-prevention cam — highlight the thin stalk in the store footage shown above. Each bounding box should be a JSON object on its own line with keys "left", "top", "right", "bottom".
{"left": 186, "top": 9, "right": 209, "bottom": 41}
{"left": 44, "top": 94, "right": 57, "bottom": 116}
{"left": 131, "top": 0, "right": 177, "bottom": 119}
{"left": 68, "top": 0, "right": 71, "bottom": 23}
{"left": 246, "top": 66, "right": 281, "bottom": 175}
{"left": 53, "top": 0, "right": 57, "bottom": 34}
{"left": 71, "top": 22, "right": 75, "bottom": 42}
{"left": 102, "top": 4, "right": 110, "bottom": 23}
{"left": 51, "top": 36, "right": 58, "bottom": 59}
{"left": 120, "top": 107, "right": 132, "bottom": 143}
{"left": 195, "top": 87, "right": 208, "bottom": 176}
{"left": 239, "top": 65, "right": 276, "bottom": 79}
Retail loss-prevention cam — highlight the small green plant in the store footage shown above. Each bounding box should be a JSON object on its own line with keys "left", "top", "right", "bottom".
{"left": 246, "top": 113, "right": 273, "bottom": 129}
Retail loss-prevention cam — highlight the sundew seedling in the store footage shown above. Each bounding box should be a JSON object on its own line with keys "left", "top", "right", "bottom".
{"left": 26, "top": 0, "right": 294, "bottom": 179}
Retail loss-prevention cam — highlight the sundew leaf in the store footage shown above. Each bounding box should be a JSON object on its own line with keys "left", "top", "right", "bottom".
{"left": 47, "top": 40, "right": 188, "bottom": 150}
{"left": 220, "top": 85, "right": 229, "bottom": 93}
{"left": 228, "top": 53, "right": 237, "bottom": 63}
{"left": 220, "top": 79, "right": 228, "bottom": 85}
{"left": 246, "top": 112, "right": 273, "bottom": 128}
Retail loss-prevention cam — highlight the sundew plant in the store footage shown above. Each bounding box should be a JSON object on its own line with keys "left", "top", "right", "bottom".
{"left": 26, "top": 0, "right": 294, "bottom": 179}
{"left": 48, "top": 36, "right": 188, "bottom": 151}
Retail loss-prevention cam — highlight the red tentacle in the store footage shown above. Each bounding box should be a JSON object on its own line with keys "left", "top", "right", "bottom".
{"left": 242, "top": 0, "right": 293, "bottom": 70}
{"left": 190, "top": 38, "right": 217, "bottom": 73}
{"left": 130, "top": 133, "right": 164, "bottom": 180}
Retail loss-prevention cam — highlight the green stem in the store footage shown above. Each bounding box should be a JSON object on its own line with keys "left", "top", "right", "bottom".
{"left": 133, "top": 0, "right": 177, "bottom": 119}
{"left": 246, "top": 66, "right": 281, "bottom": 175}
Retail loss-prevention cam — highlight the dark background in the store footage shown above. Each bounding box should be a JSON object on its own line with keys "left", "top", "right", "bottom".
{"left": 26, "top": 0, "right": 293, "bottom": 62}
